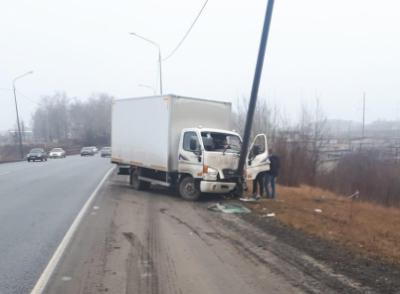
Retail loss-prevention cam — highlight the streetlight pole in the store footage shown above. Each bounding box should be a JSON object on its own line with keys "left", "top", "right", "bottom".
{"left": 158, "top": 49, "right": 163, "bottom": 96}
{"left": 130, "top": 32, "right": 163, "bottom": 95}
{"left": 12, "top": 70, "right": 33, "bottom": 159}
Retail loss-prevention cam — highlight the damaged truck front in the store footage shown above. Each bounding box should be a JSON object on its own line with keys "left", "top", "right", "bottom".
{"left": 111, "top": 95, "right": 269, "bottom": 200}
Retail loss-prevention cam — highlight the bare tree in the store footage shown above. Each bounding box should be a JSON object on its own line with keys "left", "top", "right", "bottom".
{"left": 32, "top": 92, "right": 113, "bottom": 146}
{"left": 32, "top": 92, "right": 69, "bottom": 142}
{"left": 310, "top": 99, "right": 327, "bottom": 184}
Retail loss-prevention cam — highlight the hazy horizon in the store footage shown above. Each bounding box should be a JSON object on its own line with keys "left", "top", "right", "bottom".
{"left": 1, "top": 0, "right": 400, "bottom": 131}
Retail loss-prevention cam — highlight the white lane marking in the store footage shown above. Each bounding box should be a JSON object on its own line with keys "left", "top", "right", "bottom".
{"left": 30, "top": 166, "right": 115, "bottom": 294}
{"left": 0, "top": 171, "right": 10, "bottom": 176}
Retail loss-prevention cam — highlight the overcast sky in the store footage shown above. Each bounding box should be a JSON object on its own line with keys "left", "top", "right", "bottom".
{"left": 1, "top": 0, "right": 400, "bottom": 131}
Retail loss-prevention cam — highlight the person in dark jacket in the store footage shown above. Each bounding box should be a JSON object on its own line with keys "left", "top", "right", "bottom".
{"left": 265, "top": 149, "right": 280, "bottom": 199}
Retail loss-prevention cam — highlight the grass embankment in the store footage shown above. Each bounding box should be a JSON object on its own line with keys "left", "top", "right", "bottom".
{"left": 246, "top": 185, "right": 400, "bottom": 265}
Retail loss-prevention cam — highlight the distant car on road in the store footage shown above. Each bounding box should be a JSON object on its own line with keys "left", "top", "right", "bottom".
{"left": 90, "top": 146, "right": 98, "bottom": 153}
{"left": 49, "top": 148, "right": 66, "bottom": 158}
{"left": 100, "top": 147, "right": 111, "bottom": 157}
{"left": 80, "top": 147, "right": 95, "bottom": 156}
{"left": 27, "top": 148, "right": 48, "bottom": 162}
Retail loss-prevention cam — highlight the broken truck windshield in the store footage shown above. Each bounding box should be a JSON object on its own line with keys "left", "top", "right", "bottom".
{"left": 201, "top": 132, "right": 241, "bottom": 152}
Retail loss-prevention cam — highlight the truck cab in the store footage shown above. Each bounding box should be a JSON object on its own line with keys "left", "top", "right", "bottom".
{"left": 177, "top": 127, "right": 270, "bottom": 200}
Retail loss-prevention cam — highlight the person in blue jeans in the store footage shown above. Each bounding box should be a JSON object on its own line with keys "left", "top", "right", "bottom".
{"left": 252, "top": 172, "right": 265, "bottom": 199}
{"left": 265, "top": 149, "right": 280, "bottom": 199}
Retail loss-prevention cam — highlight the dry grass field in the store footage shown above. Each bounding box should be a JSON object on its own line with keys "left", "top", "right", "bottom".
{"left": 245, "top": 184, "right": 400, "bottom": 264}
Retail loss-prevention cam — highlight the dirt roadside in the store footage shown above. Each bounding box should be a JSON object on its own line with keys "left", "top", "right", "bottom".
{"left": 237, "top": 184, "right": 400, "bottom": 294}
{"left": 43, "top": 173, "right": 390, "bottom": 294}
{"left": 238, "top": 209, "right": 400, "bottom": 294}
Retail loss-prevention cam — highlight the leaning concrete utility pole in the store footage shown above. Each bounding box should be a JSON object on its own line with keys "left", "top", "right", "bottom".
{"left": 236, "top": 0, "right": 275, "bottom": 181}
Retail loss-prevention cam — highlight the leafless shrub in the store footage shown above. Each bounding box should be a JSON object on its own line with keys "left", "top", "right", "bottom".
{"left": 233, "top": 97, "right": 328, "bottom": 187}
{"left": 318, "top": 150, "right": 400, "bottom": 207}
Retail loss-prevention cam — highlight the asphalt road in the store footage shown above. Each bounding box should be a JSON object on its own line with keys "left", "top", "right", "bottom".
{"left": 44, "top": 174, "right": 372, "bottom": 294}
{"left": 0, "top": 155, "right": 112, "bottom": 294}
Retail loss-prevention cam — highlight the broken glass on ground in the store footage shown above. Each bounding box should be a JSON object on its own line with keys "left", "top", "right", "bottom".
{"left": 208, "top": 202, "right": 251, "bottom": 214}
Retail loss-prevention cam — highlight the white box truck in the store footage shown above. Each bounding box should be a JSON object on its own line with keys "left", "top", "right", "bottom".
{"left": 111, "top": 95, "right": 269, "bottom": 200}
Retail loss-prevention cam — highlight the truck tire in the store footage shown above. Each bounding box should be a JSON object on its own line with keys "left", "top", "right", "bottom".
{"left": 179, "top": 176, "right": 200, "bottom": 201}
{"left": 130, "top": 169, "right": 150, "bottom": 190}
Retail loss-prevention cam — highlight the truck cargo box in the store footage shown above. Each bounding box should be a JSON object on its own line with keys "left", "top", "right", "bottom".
{"left": 111, "top": 95, "right": 232, "bottom": 172}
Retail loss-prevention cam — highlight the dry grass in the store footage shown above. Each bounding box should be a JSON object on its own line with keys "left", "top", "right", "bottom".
{"left": 245, "top": 184, "right": 400, "bottom": 265}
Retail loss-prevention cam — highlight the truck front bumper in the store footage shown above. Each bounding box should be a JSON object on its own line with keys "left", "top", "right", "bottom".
{"left": 200, "top": 181, "right": 236, "bottom": 193}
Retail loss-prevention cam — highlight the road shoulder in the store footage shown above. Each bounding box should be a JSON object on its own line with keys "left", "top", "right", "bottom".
{"left": 43, "top": 174, "right": 378, "bottom": 294}
{"left": 239, "top": 211, "right": 400, "bottom": 294}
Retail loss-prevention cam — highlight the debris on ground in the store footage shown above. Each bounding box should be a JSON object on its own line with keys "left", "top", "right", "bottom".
{"left": 239, "top": 197, "right": 258, "bottom": 202}
{"left": 347, "top": 190, "right": 360, "bottom": 199}
{"left": 261, "top": 213, "right": 276, "bottom": 218}
{"left": 313, "top": 195, "right": 326, "bottom": 203}
{"left": 208, "top": 203, "right": 251, "bottom": 214}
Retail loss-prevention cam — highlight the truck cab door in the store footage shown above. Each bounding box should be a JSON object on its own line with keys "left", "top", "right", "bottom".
{"left": 246, "top": 134, "right": 270, "bottom": 180}
{"left": 178, "top": 131, "right": 203, "bottom": 177}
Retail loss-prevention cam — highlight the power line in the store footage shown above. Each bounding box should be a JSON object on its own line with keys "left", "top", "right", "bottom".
{"left": 0, "top": 88, "right": 39, "bottom": 105}
{"left": 15, "top": 90, "right": 40, "bottom": 106}
{"left": 163, "top": 0, "right": 209, "bottom": 61}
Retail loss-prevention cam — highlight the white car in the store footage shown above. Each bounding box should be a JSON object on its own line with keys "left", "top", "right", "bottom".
{"left": 90, "top": 146, "right": 98, "bottom": 153}
{"left": 49, "top": 148, "right": 66, "bottom": 158}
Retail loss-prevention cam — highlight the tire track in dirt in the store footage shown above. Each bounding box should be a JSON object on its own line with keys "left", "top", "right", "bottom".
{"left": 206, "top": 210, "right": 375, "bottom": 294}
{"left": 161, "top": 203, "right": 374, "bottom": 294}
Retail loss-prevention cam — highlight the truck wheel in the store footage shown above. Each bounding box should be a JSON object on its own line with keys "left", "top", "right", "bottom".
{"left": 130, "top": 169, "right": 150, "bottom": 190}
{"left": 179, "top": 176, "right": 200, "bottom": 201}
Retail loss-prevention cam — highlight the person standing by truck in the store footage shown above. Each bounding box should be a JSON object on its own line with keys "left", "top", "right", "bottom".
{"left": 252, "top": 172, "right": 265, "bottom": 199}
{"left": 265, "top": 149, "right": 280, "bottom": 199}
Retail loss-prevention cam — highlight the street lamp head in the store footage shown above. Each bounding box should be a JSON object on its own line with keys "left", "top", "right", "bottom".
{"left": 129, "top": 32, "right": 160, "bottom": 49}
{"left": 13, "top": 70, "right": 34, "bottom": 84}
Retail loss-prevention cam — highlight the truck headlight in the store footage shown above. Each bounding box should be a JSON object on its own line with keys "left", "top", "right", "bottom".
{"left": 203, "top": 167, "right": 218, "bottom": 181}
{"left": 208, "top": 167, "right": 218, "bottom": 175}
